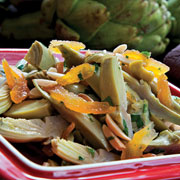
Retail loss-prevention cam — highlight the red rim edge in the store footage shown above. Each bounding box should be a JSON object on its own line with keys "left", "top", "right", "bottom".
{"left": 0, "top": 49, "right": 180, "bottom": 180}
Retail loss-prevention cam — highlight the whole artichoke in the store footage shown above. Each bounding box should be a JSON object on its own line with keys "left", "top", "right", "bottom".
{"left": 41, "top": 0, "right": 172, "bottom": 56}
{"left": 0, "top": 0, "right": 173, "bottom": 56}
{"left": 167, "top": 0, "right": 180, "bottom": 43}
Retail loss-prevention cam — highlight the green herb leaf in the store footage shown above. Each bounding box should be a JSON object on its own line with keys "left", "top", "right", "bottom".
{"left": 143, "top": 103, "right": 148, "bottom": 113}
{"left": 78, "top": 72, "right": 83, "bottom": 81}
{"left": 126, "top": 55, "right": 129, "bottom": 59}
{"left": 17, "top": 64, "right": 25, "bottom": 70}
{"left": 131, "top": 114, "right": 144, "bottom": 129}
{"left": 86, "top": 147, "right": 95, "bottom": 157}
{"left": 107, "top": 136, "right": 114, "bottom": 141}
{"left": 63, "top": 60, "right": 67, "bottom": 68}
{"left": 94, "top": 63, "right": 100, "bottom": 73}
{"left": 88, "top": 114, "right": 94, "bottom": 122}
{"left": 123, "top": 119, "right": 129, "bottom": 136}
{"left": 141, "top": 51, "right": 151, "bottom": 58}
{"left": 78, "top": 155, "right": 84, "bottom": 160}
{"left": 0, "top": 70, "right": 5, "bottom": 76}
{"left": 102, "top": 96, "right": 114, "bottom": 106}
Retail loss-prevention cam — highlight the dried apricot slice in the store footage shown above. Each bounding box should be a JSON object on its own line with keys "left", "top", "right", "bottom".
{"left": 46, "top": 85, "right": 116, "bottom": 114}
{"left": 49, "top": 40, "right": 85, "bottom": 54}
{"left": 123, "top": 50, "right": 169, "bottom": 77}
{"left": 2, "top": 59, "right": 29, "bottom": 104}
{"left": 10, "top": 80, "right": 29, "bottom": 104}
{"left": 157, "top": 74, "right": 172, "bottom": 109}
{"left": 123, "top": 50, "right": 147, "bottom": 62}
{"left": 121, "top": 123, "right": 157, "bottom": 160}
{"left": 2, "top": 59, "right": 16, "bottom": 88}
{"left": 145, "top": 58, "right": 169, "bottom": 77}
{"left": 56, "top": 63, "right": 95, "bottom": 86}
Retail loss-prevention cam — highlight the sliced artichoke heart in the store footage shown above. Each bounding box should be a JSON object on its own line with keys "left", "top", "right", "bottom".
{"left": 51, "top": 138, "right": 119, "bottom": 165}
{"left": 123, "top": 71, "right": 180, "bottom": 125}
{"left": 129, "top": 60, "right": 154, "bottom": 82}
{"left": 0, "top": 84, "right": 12, "bottom": 114}
{"left": 100, "top": 55, "right": 127, "bottom": 108}
{"left": 33, "top": 79, "right": 110, "bottom": 150}
{"left": 150, "top": 130, "right": 180, "bottom": 146}
{"left": 24, "top": 41, "right": 56, "bottom": 70}
{"left": 0, "top": 117, "right": 47, "bottom": 143}
{"left": 0, "top": 115, "right": 69, "bottom": 143}
{"left": 4, "top": 99, "right": 52, "bottom": 119}
{"left": 58, "top": 44, "right": 85, "bottom": 68}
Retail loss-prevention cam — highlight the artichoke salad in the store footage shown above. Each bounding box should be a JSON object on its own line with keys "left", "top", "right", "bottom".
{"left": 0, "top": 40, "right": 180, "bottom": 166}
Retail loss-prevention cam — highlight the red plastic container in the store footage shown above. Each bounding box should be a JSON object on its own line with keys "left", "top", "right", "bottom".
{"left": 0, "top": 49, "right": 180, "bottom": 180}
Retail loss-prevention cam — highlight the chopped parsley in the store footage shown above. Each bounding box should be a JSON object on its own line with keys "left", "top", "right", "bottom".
{"left": 123, "top": 119, "right": 129, "bottom": 136}
{"left": 126, "top": 55, "right": 129, "bottom": 59}
{"left": 88, "top": 114, "right": 94, "bottom": 122}
{"left": 143, "top": 103, "right": 148, "bottom": 113}
{"left": 78, "top": 72, "right": 83, "bottom": 80}
{"left": 87, "top": 147, "right": 95, "bottom": 157}
{"left": 131, "top": 114, "right": 144, "bottom": 129}
{"left": 102, "top": 96, "right": 114, "bottom": 106}
{"left": 158, "top": 67, "right": 161, "bottom": 71}
{"left": 141, "top": 51, "right": 151, "bottom": 58}
{"left": 17, "top": 64, "right": 25, "bottom": 70}
{"left": 0, "top": 70, "right": 5, "bottom": 76}
{"left": 122, "top": 63, "right": 125, "bottom": 66}
{"left": 94, "top": 63, "right": 100, "bottom": 73}
{"left": 63, "top": 60, "right": 67, "bottom": 68}
{"left": 78, "top": 156, "right": 84, "bottom": 160}
{"left": 107, "top": 136, "right": 114, "bottom": 141}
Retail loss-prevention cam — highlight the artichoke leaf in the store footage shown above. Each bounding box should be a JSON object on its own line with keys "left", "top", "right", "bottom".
{"left": 41, "top": 0, "right": 57, "bottom": 23}
{"left": 123, "top": 71, "right": 180, "bottom": 125}
{"left": 33, "top": 79, "right": 110, "bottom": 150}
{"left": 55, "top": 19, "right": 80, "bottom": 41}
{"left": 1, "top": 12, "right": 55, "bottom": 40}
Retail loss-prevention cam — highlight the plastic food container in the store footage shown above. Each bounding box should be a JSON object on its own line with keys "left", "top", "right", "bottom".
{"left": 1, "top": 49, "right": 180, "bottom": 180}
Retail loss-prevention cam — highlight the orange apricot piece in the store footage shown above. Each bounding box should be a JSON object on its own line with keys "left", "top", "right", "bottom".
{"left": 56, "top": 63, "right": 95, "bottom": 86}
{"left": 46, "top": 85, "right": 116, "bottom": 114}
{"left": 157, "top": 74, "right": 173, "bottom": 109}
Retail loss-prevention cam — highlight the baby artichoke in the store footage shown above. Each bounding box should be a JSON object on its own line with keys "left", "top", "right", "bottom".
{"left": 41, "top": 0, "right": 172, "bottom": 56}
{"left": 167, "top": 0, "right": 180, "bottom": 43}
{"left": 0, "top": 0, "right": 172, "bottom": 56}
